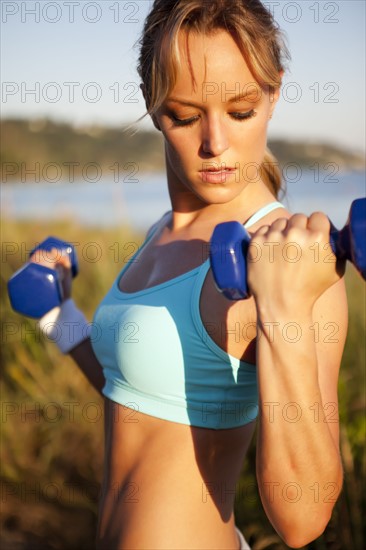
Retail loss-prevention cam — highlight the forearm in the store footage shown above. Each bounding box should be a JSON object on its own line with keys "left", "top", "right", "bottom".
{"left": 255, "top": 308, "right": 343, "bottom": 546}
{"left": 69, "top": 338, "right": 106, "bottom": 396}
{"left": 39, "top": 299, "right": 106, "bottom": 396}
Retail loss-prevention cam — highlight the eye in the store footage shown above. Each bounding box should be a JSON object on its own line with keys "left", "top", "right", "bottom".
{"left": 230, "top": 109, "right": 257, "bottom": 121}
{"left": 171, "top": 115, "right": 199, "bottom": 127}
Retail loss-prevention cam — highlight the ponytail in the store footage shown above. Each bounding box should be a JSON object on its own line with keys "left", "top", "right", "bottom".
{"left": 260, "top": 147, "right": 284, "bottom": 199}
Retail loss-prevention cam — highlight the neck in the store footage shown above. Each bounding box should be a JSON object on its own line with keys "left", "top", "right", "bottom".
{"left": 165, "top": 160, "right": 277, "bottom": 233}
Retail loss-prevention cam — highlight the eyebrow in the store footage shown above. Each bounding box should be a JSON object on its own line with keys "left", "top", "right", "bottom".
{"left": 227, "top": 90, "right": 261, "bottom": 103}
{"left": 167, "top": 89, "right": 261, "bottom": 108}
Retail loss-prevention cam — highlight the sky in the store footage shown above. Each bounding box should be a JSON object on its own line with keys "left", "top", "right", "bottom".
{"left": 1, "top": 0, "right": 365, "bottom": 154}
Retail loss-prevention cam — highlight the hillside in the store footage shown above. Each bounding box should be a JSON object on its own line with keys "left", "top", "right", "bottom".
{"left": 1, "top": 118, "right": 365, "bottom": 182}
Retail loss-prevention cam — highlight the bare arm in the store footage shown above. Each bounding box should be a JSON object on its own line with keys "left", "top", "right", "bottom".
{"left": 248, "top": 213, "right": 348, "bottom": 548}
{"left": 69, "top": 338, "right": 106, "bottom": 396}
{"left": 29, "top": 246, "right": 106, "bottom": 396}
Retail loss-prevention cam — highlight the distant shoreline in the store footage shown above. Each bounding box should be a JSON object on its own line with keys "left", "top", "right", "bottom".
{"left": 2, "top": 170, "right": 365, "bottom": 231}
{"left": 1, "top": 118, "right": 365, "bottom": 184}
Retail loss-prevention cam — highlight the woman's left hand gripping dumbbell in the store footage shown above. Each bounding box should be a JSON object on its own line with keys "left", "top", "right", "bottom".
{"left": 247, "top": 212, "right": 346, "bottom": 315}
{"left": 7, "top": 237, "right": 91, "bottom": 355}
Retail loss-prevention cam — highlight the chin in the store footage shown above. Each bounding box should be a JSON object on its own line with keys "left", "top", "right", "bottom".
{"left": 196, "top": 186, "right": 243, "bottom": 206}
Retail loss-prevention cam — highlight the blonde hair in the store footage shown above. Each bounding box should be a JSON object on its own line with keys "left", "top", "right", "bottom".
{"left": 137, "top": 0, "right": 290, "bottom": 197}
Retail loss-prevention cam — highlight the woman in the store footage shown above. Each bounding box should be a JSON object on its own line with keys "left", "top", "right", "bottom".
{"left": 37, "top": 1, "right": 348, "bottom": 548}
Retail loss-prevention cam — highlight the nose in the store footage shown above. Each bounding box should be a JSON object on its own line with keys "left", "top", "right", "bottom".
{"left": 201, "top": 115, "right": 229, "bottom": 157}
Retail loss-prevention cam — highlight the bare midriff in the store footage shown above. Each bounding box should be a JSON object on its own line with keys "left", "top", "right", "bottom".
{"left": 96, "top": 207, "right": 290, "bottom": 549}
{"left": 97, "top": 400, "right": 256, "bottom": 549}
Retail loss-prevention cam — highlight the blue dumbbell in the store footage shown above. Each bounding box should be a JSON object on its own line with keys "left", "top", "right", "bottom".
{"left": 210, "top": 197, "right": 366, "bottom": 300}
{"left": 8, "top": 237, "right": 78, "bottom": 318}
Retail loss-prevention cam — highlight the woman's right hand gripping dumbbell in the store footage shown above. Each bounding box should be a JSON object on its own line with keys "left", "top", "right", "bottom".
{"left": 30, "top": 240, "right": 74, "bottom": 309}
{"left": 8, "top": 237, "right": 77, "bottom": 318}
{"left": 8, "top": 238, "right": 105, "bottom": 393}
{"left": 7, "top": 237, "right": 88, "bottom": 354}
{"left": 29, "top": 240, "right": 90, "bottom": 356}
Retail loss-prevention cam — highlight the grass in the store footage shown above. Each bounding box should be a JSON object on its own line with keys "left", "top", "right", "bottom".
{"left": 1, "top": 218, "right": 365, "bottom": 549}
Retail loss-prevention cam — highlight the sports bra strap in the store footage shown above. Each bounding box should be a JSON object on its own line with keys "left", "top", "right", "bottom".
{"left": 148, "top": 201, "right": 285, "bottom": 240}
{"left": 145, "top": 210, "right": 171, "bottom": 240}
{"left": 243, "top": 201, "right": 285, "bottom": 228}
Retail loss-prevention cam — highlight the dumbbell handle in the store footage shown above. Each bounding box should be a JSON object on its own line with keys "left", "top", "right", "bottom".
{"left": 210, "top": 198, "right": 366, "bottom": 300}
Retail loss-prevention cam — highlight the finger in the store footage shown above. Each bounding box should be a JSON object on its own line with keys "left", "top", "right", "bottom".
{"left": 307, "top": 211, "right": 331, "bottom": 233}
{"left": 269, "top": 217, "right": 288, "bottom": 232}
{"left": 253, "top": 224, "right": 270, "bottom": 237}
{"left": 29, "top": 247, "right": 72, "bottom": 271}
{"left": 29, "top": 246, "right": 58, "bottom": 265}
{"left": 286, "top": 213, "right": 308, "bottom": 230}
{"left": 56, "top": 251, "right": 72, "bottom": 269}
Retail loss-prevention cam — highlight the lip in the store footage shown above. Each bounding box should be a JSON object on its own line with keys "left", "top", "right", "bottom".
{"left": 199, "top": 168, "right": 237, "bottom": 183}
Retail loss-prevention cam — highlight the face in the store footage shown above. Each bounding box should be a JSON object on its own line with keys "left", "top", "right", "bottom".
{"left": 153, "top": 30, "right": 281, "bottom": 207}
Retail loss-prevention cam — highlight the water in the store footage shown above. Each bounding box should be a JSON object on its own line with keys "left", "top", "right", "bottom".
{"left": 1, "top": 171, "right": 365, "bottom": 232}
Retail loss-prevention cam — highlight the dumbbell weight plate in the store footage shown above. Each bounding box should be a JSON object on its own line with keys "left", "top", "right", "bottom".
{"left": 8, "top": 262, "right": 63, "bottom": 319}
{"left": 349, "top": 198, "right": 366, "bottom": 279}
{"left": 209, "top": 221, "right": 251, "bottom": 300}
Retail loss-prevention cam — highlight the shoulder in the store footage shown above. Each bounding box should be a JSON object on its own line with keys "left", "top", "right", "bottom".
{"left": 145, "top": 210, "right": 172, "bottom": 240}
{"left": 245, "top": 205, "right": 292, "bottom": 233}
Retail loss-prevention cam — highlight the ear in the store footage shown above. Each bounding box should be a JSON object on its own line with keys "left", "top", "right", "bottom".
{"left": 140, "top": 84, "right": 161, "bottom": 131}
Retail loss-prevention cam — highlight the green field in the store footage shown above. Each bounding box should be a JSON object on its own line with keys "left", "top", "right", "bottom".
{"left": 1, "top": 219, "right": 365, "bottom": 549}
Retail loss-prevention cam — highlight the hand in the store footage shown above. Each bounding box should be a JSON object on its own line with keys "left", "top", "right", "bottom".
{"left": 247, "top": 212, "right": 345, "bottom": 315}
{"left": 29, "top": 246, "right": 73, "bottom": 301}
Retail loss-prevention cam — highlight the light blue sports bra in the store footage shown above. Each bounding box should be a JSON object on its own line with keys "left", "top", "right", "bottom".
{"left": 91, "top": 202, "right": 285, "bottom": 429}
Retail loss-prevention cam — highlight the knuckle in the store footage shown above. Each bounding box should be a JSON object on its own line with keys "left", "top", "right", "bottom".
{"left": 309, "top": 211, "right": 330, "bottom": 226}
{"left": 270, "top": 217, "right": 288, "bottom": 228}
{"left": 266, "top": 229, "right": 282, "bottom": 241}
{"left": 254, "top": 224, "right": 270, "bottom": 235}
{"left": 29, "top": 253, "right": 50, "bottom": 267}
{"left": 309, "top": 210, "right": 326, "bottom": 218}
{"left": 312, "top": 230, "right": 324, "bottom": 243}
{"left": 286, "top": 227, "right": 303, "bottom": 241}
{"left": 290, "top": 212, "right": 307, "bottom": 223}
